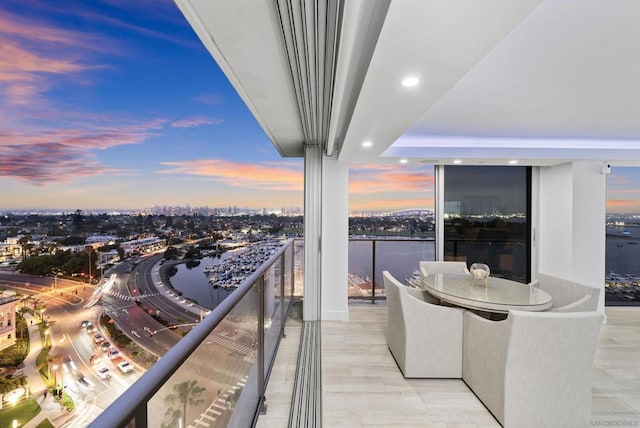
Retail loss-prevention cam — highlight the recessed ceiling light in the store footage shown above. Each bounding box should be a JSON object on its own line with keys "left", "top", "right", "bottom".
{"left": 508, "top": 160, "right": 519, "bottom": 165}
{"left": 362, "top": 141, "right": 373, "bottom": 148}
{"left": 399, "top": 159, "right": 408, "bottom": 164}
{"left": 453, "top": 159, "right": 462, "bottom": 164}
{"left": 401, "top": 76, "right": 420, "bottom": 87}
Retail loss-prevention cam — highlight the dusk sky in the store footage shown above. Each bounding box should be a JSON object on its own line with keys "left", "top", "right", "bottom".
{"left": 0, "top": 1, "right": 636, "bottom": 214}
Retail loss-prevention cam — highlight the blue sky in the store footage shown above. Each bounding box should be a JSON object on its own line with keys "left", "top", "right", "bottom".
{"left": 0, "top": 0, "right": 307, "bottom": 210}
{"left": 0, "top": 0, "right": 637, "bottom": 214}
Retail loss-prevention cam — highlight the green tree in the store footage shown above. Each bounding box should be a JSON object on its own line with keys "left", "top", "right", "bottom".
{"left": 163, "top": 247, "right": 180, "bottom": 260}
{"left": 117, "top": 246, "right": 125, "bottom": 261}
{"left": 73, "top": 209, "right": 84, "bottom": 232}
{"left": 18, "top": 234, "right": 31, "bottom": 261}
{"left": 162, "top": 379, "right": 205, "bottom": 428}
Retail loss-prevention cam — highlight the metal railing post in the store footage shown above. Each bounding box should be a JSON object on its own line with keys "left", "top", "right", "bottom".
{"left": 132, "top": 402, "right": 147, "bottom": 427}
{"left": 281, "top": 254, "right": 286, "bottom": 338}
{"left": 371, "top": 239, "right": 376, "bottom": 304}
{"left": 258, "top": 276, "right": 267, "bottom": 414}
{"left": 290, "top": 244, "right": 295, "bottom": 296}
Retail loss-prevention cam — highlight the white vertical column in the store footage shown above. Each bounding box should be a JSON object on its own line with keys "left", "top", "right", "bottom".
{"left": 321, "top": 157, "right": 349, "bottom": 320}
{"left": 538, "top": 161, "right": 606, "bottom": 315}
{"left": 304, "top": 145, "right": 322, "bottom": 321}
{"left": 571, "top": 161, "right": 606, "bottom": 314}
{"left": 435, "top": 165, "right": 444, "bottom": 261}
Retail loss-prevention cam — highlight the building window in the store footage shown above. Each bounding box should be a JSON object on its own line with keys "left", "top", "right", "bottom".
{"left": 443, "top": 166, "right": 531, "bottom": 283}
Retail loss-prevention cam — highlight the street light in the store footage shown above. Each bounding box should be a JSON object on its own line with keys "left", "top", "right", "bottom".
{"left": 85, "top": 245, "right": 93, "bottom": 285}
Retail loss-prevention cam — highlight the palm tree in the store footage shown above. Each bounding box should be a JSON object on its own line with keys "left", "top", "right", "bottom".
{"left": 163, "top": 379, "right": 206, "bottom": 428}
{"left": 18, "top": 234, "right": 31, "bottom": 261}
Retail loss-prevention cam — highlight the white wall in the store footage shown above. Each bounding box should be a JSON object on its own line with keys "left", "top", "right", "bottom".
{"left": 538, "top": 162, "right": 573, "bottom": 278}
{"left": 321, "top": 157, "right": 350, "bottom": 320}
{"left": 538, "top": 161, "right": 606, "bottom": 314}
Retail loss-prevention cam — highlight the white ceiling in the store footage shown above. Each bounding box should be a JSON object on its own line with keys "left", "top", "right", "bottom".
{"left": 177, "top": 0, "right": 640, "bottom": 166}
{"left": 340, "top": 0, "right": 640, "bottom": 165}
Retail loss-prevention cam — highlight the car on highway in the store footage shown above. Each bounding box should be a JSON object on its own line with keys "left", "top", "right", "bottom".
{"left": 100, "top": 342, "right": 111, "bottom": 352}
{"left": 80, "top": 320, "right": 90, "bottom": 329}
{"left": 117, "top": 361, "right": 133, "bottom": 373}
{"left": 86, "top": 323, "right": 97, "bottom": 333}
{"left": 95, "top": 366, "right": 111, "bottom": 380}
{"left": 93, "top": 333, "right": 105, "bottom": 344}
{"left": 107, "top": 348, "right": 120, "bottom": 360}
{"left": 78, "top": 375, "right": 95, "bottom": 390}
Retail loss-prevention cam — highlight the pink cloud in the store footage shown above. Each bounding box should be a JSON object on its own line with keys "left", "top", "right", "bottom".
{"left": 0, "top": 119, "right": 166, "bottom": 150}
{"left": 191, "top": 94, "right": 224, "bottom": 105}
{"left": 159, "top": 159, "right": 303, "bottom": 191}
{"left": 0, "top": 142, "right": 116, "bottom": 185}
{"left": 171, "top": 117, "right": 224, "bottom": 128}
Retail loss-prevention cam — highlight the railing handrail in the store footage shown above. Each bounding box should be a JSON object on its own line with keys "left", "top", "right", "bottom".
{"left": 89, "top": 238, "right": 295, "bottom": 428}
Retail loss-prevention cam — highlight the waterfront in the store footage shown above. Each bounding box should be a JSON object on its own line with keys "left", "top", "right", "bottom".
{"left": 168, "top": 232, "right": 640, "bottom": 307}
{"left": 169, "top": 252, "right": 234, "bottom": 309}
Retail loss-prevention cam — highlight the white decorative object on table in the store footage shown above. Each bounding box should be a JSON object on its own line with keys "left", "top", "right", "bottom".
{"left": 470, "top": 263, "right": 490, "bottom": 287}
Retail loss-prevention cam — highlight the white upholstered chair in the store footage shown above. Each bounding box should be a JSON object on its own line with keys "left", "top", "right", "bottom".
{"left": 533, "top": 273, "right": 600, "bottom": 312}
{"left": 419, "top": 261, "right": 470, "bottom": 285}
{"left": 462, "top": 310, "right": 604, "bottom": 428}
{"left": 383, "top": 270, "right": 464, "bottom": 378}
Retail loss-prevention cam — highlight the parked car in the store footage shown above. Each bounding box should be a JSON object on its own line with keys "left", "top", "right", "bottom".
{"left": 107, "top": 348, "right": 120, "bottom": 360}
{"left": 93, "top": 333, "right": 105, "bottom": 344}
{"left": 100, "top": 342, "right": 111, "bottom": 352}
{"left": 117, "top": 361, "right": 133, "bottom": 373}
{"left": 95, "top": 366, "right": 111, "bottom": 380}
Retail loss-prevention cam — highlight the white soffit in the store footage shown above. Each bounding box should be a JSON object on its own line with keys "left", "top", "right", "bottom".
{"left": 175, "top": 0, "right": 305, "bottom": 157}
{"left": 387, "top": 0, "right": 640, "bottom": 164}
{"left": 338, "top": 0, "right": 543, "bottom": 163}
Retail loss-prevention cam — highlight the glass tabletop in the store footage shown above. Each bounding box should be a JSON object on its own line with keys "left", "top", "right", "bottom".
{"left": 422, "top": 273, "right": 552, "bottom": 312}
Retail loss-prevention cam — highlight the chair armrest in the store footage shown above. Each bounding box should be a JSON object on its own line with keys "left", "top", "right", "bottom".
{"left": 548, "top": 294, "right": 592, "bottom": 312}
{"left": 463, "top": 311, "right": 509, "bottom": 423}
{"left": 401, "top": 292, "right": 464, "bottom": 377}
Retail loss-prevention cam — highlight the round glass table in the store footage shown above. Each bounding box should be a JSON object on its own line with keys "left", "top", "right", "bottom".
{"left": 422, "top": 273, "right": 552, "bottom": 314}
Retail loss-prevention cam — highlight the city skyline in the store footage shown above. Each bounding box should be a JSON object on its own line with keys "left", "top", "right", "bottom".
{"left": 0, "top": 1, "right": 639, "bottom": 214}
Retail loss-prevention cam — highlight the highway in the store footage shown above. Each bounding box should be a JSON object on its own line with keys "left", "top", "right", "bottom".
{"left": 0, "top": 252, "right": 263, "bottom": 427}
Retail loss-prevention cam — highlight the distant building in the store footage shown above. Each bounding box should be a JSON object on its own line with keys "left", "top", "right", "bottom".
{"left": 86, "top": 235, "right": 118, "bottom": 245}
{"left": 121, "top": 236, "right": 165, "bottom": 255}
{"left": 0, "top": 235, "right": 32, "bottom": 262}
{"left": 0, "top": 295, "right": 19, "bottom": 351}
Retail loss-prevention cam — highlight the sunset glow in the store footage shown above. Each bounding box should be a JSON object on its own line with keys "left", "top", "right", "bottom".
{"left": 0, "top": 2, "right": 639, "bottom": 214}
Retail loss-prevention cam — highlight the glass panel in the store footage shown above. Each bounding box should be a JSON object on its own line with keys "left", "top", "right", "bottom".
{"left": 374, "top": 240, "right": 436, "bottom": 293}
{"left": 294, "top": 239, "right": 304, "bottom": 297}
{"left": 264, "top": 262, "right": 280, "bottom": 379}
{"left": 348, "top": 240, "right": 374, "bottom": 298}
{"left": 148, "top": 284, "right": 259, "bottom": 428}
{"left": 605, "top": 167, "right": 640, "bottom": 305}
{"left": 443, "top": 166, "right": 531, "bottom": 283}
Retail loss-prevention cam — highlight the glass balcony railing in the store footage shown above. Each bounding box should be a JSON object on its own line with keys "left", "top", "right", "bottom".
{"left": 90, "top": 239, "right": 302, "bottom": 428}
{"left": 348, "top": 238, "right": 436, "bottom": 301}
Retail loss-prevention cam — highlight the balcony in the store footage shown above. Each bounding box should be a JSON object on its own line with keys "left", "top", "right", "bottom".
{"left": 91, "top": 237, "right": 639, "bottom": 427}
{"left": 259, "top": 304, "right": 640, "bottom": 427}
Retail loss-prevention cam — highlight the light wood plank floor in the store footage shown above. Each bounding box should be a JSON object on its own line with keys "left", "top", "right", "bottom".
{"left": 258, "top": 304, "right": 640, "bottom": 427}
